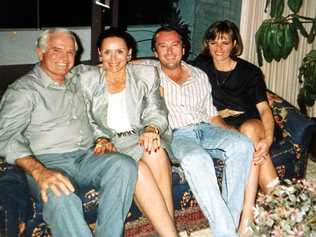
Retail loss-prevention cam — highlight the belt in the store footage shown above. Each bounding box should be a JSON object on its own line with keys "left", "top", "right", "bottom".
{"left": 117, "top": 130, "right": 136, "bottom": 138}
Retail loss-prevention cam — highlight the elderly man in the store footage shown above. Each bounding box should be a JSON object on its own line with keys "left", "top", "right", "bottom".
{"left": 139, "top": 25, "right": 253, "bottom": 237}
{"left": 0, "top": 28, "right": 137, "bottom": 237}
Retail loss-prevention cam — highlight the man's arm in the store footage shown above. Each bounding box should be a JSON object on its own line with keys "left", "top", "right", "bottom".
{"left": 0, "top": 85, "right": 74, "bottom": 202}
{"left": 129, "top": 58, "right": 160, "bottom": 66}
{"left": 0, "top": 86, "right": 34, "bottom": 162}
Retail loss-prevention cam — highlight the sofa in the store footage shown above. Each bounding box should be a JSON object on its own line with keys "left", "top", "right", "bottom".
{"left": 1, "top": 88, "right": 316, "bottom": 237}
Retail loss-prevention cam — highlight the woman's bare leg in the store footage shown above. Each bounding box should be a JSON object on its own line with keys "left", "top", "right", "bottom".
{"left": 239, "top": 162, "right": 259, "bottom": 236}
{"left": 238, "top": 120, "right": 278, "bottom": 236}
{"left": 142, "top": 149, "right": 174, "bottom": 218}
{"left": 134, "top": 160, "right": 178, "bottom": 237}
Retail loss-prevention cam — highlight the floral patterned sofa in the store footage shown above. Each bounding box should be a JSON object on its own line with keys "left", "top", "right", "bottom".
{"left": 1, "top": 90, "right": 316, "bottom": 237}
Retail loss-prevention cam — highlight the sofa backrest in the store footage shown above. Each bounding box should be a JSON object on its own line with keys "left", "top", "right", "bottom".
{"left": 0, "top": 64, "right": 34, "bottom": 97}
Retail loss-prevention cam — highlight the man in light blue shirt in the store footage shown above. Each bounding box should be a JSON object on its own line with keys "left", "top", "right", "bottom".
{"left": 0, "top": 28, "right": 137, "bottom": 237}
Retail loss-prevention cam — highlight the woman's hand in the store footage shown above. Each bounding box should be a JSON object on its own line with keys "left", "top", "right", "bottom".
{"left": 93, "top": 137, "right": 117, "bottom": 155}
{"left": 139, "top": 131, "right": 161, "bottom": 154}
{"left": 253, "top": 138, "right": 271, "bottom": 165}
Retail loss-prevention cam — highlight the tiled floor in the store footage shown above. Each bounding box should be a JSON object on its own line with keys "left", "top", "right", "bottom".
{"left": 306, "top": 156, "right": 316, "bottom": 183}
{"left": 180, "top": 156, "right": 316, "bottom": 237}
{"left": 179, "top": 228, "right": 212, "bottom": 237}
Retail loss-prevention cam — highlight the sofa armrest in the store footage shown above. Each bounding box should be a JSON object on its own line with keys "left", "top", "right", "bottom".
{"left": 284, "top": 110, "right": 316, "bottom": 150}
{"left": 0, "top": 161, "right": 32, "bottom": 224}
{"left": 267, "top": 90, "right": 316, "bottom": 151}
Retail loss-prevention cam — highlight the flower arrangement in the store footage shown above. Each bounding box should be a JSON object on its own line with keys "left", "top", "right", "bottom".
{"left": 251, "top": 179, "right": 316, "bottom": 236}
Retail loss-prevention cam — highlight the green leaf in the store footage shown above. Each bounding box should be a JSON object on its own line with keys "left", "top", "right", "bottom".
{"left": 305, "top": 49, "right": 316, "bottom": 60}
{"left": 307, "top": 20, "right": 316, "bottom": 44}
{"left": 287, "top": 0, "right": 303, "bottom": 13}
{"left": 289, "top": 23, "right": 299, "bottom": 50}
{"left": 292, "top": 16, "right": 309, "bottom": 38}
{"left": 271, "top": 0, "right": 285, "bottom": 18}
{"left": 265, "top": 0, "right": 272, "bottom": 13}
{"left": 256, "top": 23, "right": 268, "bottom": 66}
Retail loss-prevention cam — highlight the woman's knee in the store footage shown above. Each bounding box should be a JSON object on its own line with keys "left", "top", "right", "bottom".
{"left": 144, "top": 149, "right": 170, "bottom": 166}
{"left": 240, "top": 120, "right": 264, "bottom": 142}
{"left": 137, "top": 160, "right": 153, "bottom": 179}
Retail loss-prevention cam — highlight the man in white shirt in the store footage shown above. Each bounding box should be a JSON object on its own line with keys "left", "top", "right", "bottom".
{"left": 149, "top": 25, "right": 253, "bottom": 237}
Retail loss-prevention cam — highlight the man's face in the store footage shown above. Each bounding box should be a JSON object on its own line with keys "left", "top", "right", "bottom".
{"left": 154, "top": 31, "right": 184, "bottom": 70}
{"left": 36, "top": 32, "right": 76, "bottom": 83}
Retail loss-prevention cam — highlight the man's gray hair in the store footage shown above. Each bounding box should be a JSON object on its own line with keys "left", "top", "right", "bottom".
{"left": 36, "top": 28, "right": 78, "bottom": 52}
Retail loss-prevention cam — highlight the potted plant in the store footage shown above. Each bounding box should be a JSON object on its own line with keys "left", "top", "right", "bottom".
{"left": 255, "top": 0, "right": 316, "bottom": 113}
{"left": 297, "top": 50, "right": 316, "bottom": 114}
{"left": 251, "top": 179, "right": 316, "bottom": 236}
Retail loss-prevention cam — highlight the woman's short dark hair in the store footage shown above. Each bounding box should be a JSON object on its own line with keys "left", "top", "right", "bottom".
{"left": 151, "top": 25, "right": 191, "bottom": 60}
{"left": 97, "top": 27, "right": 137, "bottom": 59}
{"left": 201, "top": 20, "right": 243, "bottom": 58}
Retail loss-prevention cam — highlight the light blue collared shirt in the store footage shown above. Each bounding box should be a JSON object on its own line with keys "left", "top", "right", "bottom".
{"left": 0, "top": 64, "right": 95, "bottom": 164}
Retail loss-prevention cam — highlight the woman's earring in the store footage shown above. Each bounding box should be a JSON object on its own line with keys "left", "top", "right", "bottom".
{"left": 99, "top": 56, "right": 103, "bottom": 62}
{"left": 127, "top": 54, "right": 132, "bottom": 61}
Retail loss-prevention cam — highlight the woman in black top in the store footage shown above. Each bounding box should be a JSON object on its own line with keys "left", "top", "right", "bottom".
{"left": 193, "top": 20, "right": 278, "bottom": 236}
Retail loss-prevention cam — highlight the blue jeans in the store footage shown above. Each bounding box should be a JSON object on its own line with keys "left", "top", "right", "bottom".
{"left": 26, "top": 149, "right": 138, "bottom": 237}
{"left": 171, "top": 123, "right": 253, "bottom": 237}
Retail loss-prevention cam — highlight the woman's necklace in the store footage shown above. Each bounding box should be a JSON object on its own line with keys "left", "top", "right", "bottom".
{"left": 214, "top": 60, "right": 236, "bottom": 88}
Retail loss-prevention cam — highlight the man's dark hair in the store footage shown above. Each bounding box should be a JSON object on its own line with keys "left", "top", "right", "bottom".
{"left": 151, "top": 24, "right": 191, "bottom": 60}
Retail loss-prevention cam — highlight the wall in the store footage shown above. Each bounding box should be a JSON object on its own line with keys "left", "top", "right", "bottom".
{"left": 0, "top": 28, "right": 90, "bottom": 66}
{"left": 0, "top": 26, "right": 158, "bottom": 66}
{"left": 240, "top": 0, "right": 316, "bottom": 117}
{"left": 179, "top": 0, "right": 242, "bottom": 59}
{"left": 0, "top": 0, "right": 242, "bottom": 65}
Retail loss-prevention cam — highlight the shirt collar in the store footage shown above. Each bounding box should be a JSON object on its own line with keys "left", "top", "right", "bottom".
{"left": 158, "top": 61, "right": 193, "bottom": 85}
{"left": 34, "top": 64, "right": 75, "bottom": 91}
